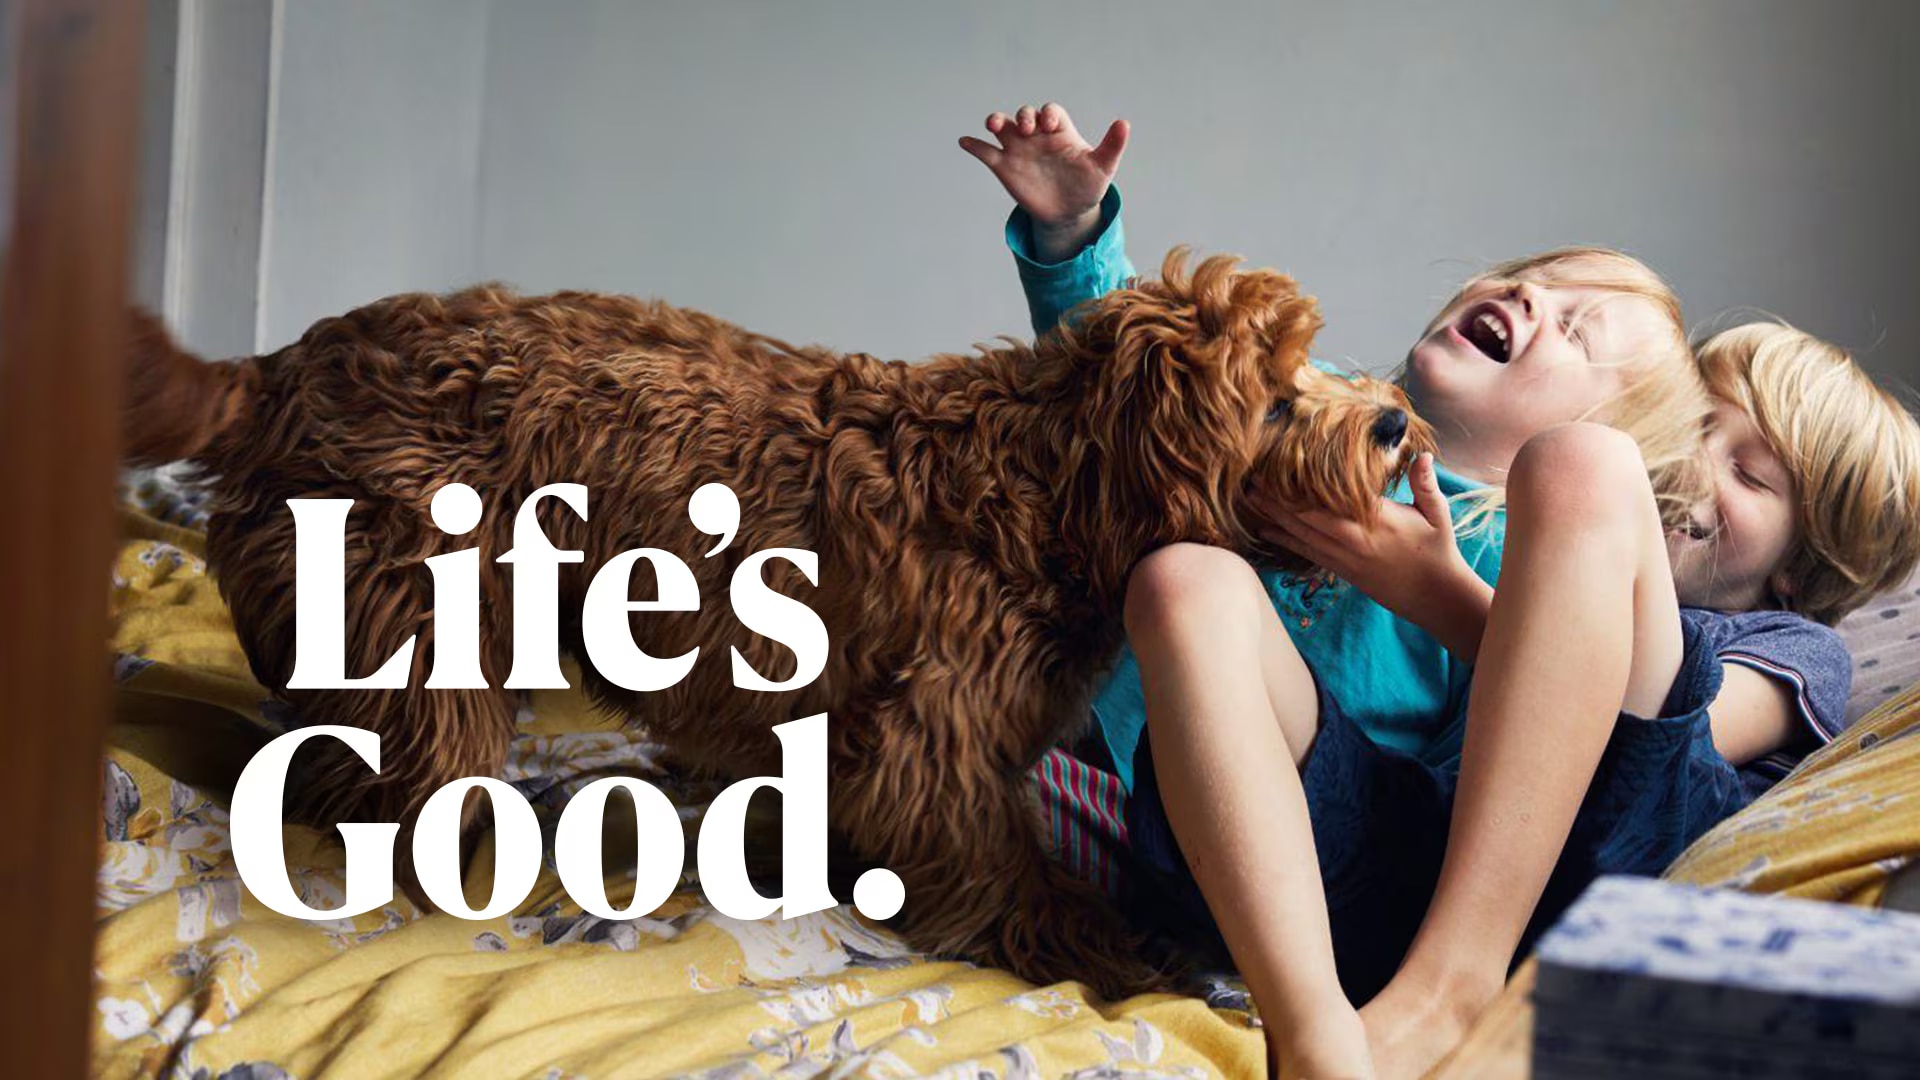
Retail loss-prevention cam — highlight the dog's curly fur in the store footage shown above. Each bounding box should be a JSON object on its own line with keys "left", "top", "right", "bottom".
{"left": 123, "top": 250, "right": 1428, "bottom": 997}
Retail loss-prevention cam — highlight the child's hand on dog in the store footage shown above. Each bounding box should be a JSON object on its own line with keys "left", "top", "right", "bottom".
{"left": 1265, "top": 453, "right": 1493, "bottom": 661}
{"left": 960, "top": 103, "right": 1128, "bottom": 263}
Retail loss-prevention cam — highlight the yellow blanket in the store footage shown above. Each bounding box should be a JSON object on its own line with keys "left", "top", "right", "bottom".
{"left": 95, "top": 507, "right": 1261, "bottom": 1079}
{"left": 94, "top": 498, "right": 1920, "bottom": 1078}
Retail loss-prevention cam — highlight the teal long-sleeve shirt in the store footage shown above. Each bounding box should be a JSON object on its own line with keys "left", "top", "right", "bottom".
{"left": 1007, "top": 187, "right": 1505, "bottom": 785}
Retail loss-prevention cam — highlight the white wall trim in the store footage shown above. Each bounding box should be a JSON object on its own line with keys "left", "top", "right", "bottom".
{"left": 251, "top": 0, "right": 284, "bottom": 354}
{"left": 146, "top": 0, "right": 273, "bottom": 359}
{"left": 158, "top": 0, "right": 191, "bottom": 324}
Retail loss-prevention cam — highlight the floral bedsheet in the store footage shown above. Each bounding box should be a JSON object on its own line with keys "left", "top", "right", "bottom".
{"left": 93, "top": 492, "right": 1262, "bottom": 1079}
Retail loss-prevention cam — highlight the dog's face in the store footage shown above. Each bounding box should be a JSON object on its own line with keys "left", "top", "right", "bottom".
{"left": 1063, "top": 250, "right": 1432, "bottom": 573}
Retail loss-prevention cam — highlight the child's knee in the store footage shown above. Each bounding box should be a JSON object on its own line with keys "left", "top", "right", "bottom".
{"left": 1123, "top": 543, "right": 1263, "bottom": 641}
{"left": 1509, "top": 423, "right": 1656, "bottom": 530}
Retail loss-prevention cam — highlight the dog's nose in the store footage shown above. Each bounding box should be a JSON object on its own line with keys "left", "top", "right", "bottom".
{"left": 1370, "top": 408, "right": 1409, "bottom": 449}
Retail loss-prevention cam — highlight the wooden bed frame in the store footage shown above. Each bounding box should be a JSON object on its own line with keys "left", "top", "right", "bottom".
{"left": 0, "top": 0, "right": 144, "bottom": 1075}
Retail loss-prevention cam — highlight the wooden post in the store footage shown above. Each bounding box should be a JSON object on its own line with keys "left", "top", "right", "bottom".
{"left": 0, "top": 0, "right": 145, "bottom": 1075}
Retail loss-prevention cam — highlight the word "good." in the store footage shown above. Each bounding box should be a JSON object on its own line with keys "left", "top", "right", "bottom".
{"left": 229, "top": 715, "right": 905, "bottom": 923}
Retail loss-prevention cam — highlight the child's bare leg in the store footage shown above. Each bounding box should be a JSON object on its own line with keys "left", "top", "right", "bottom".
{"left": 1125, "top": 543, "right": 1370, "bottom": 1080}
{"left": 1360, "top": 424, "right": 1685, "bottom": 1079}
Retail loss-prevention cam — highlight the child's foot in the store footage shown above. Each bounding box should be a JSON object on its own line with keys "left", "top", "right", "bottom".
{"left": 1268, "top": 1006, "right": 1376, "bottom": 1080}
{"left": 1357, "top": 971, "right": 1496, "bottom": 1079}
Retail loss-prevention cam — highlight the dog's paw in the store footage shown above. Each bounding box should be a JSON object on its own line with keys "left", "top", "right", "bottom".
{"left": 989, "top": 869, "right": 1174, "bottom": 1000}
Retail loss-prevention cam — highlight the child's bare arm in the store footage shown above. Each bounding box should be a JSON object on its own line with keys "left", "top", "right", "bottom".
{"left": 1708, "top": 665, "right": 1799, "bottom": 764}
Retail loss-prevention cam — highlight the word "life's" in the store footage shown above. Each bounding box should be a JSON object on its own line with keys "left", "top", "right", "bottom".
{"left": 287, "top": 481, "right": 825, "bottom": 693}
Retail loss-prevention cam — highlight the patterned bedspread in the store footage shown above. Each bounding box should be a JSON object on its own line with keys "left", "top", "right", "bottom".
{"left": 93, "top": 486, "right": 1263, "bottom": 1080}
{"left": 96, "top": 472, "right": 1920, "bottom": 1078}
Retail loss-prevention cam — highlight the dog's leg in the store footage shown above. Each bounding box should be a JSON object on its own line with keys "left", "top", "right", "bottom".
{"left": 830, "top": 733, "right": 1164, "bottom": 1000}
{"left": 215, "top": 517, "right": 520, "bottom": 910}
{"left": 266, "top": 674, "right": 519, "bottom": 916}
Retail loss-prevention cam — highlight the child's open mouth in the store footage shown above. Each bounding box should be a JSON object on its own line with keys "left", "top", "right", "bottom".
{"left": 1459, "top": 303, "right": 1513, "bottom": 363}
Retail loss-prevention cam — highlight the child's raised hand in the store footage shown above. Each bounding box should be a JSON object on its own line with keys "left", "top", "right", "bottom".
{"left": 960, "top": 103, "right": 1128, "bottom": 261}
{"left": 1264, "top": 454, "right": 1492, "bottom": 660}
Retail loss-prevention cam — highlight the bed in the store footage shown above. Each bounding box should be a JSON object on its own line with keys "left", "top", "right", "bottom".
{"left": 92, "top": 476, "right": 1920, "bottom": 1079}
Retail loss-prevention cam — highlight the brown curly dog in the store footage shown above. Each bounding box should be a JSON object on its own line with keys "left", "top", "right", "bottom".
{"left": 122, "top": 250, "right": 1429, "bottom": 997}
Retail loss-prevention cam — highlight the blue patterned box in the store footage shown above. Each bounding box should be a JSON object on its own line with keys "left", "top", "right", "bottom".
{"left": 1533, "top": 876, "right": 1920, "bottom": 1076}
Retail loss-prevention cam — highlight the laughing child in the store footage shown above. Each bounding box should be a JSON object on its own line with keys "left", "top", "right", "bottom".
{"left": 961, "top": 103, "right": 1709, "bottom": 788}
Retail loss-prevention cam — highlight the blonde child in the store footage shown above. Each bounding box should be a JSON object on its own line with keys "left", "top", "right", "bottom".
{"left": 962, "top": 103, "right": 1709, "bottom": 782}
{"left": 1157, "top": 321, "right": 1920, "bottom": 1077}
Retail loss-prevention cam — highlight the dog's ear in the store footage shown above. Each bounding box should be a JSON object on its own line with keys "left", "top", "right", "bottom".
{"left": 1053, "top": 251, "right": 1321, "bottom": 592}
{"left": 1089, "top": 249, "right": 1318, "bottom": 398}
{"left": 1175, "top": 249, "right": 1318, "bottom": 361}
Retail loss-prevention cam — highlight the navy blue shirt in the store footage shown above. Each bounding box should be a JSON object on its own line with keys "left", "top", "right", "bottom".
{"left": 1679, "top": 607, "right": 1853, "bottom": 798}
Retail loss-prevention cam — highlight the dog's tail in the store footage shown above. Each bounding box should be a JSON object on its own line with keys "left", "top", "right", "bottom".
{"left": 123, "top": 309, "right": 260, "bottom": 466}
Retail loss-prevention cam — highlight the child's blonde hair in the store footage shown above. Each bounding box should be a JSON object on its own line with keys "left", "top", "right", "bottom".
{"left": 1695, "top": 322, "right": 1920, "bottom": 625}
{"left": 1428, "top": 246, "right": 1714, "bottom": 531}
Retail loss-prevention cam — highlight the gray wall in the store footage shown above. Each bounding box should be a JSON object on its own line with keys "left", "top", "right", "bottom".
{"left": 206, "top": 0, "right": 1920, "bottom": 386}
{"left": 260, "top": 0, "right": 490, "bottom": 347}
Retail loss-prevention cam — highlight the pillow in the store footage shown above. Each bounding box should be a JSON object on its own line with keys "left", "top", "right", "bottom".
{"left": 1834, "top": 563, "right": 1920, "bottom": 726}
{"left": 1665, "top": 680, "right": 1920, "bottom": 907}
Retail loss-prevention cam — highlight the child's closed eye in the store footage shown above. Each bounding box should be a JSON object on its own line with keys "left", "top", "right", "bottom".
{"left": 1559, "top": 311, "right": 1594, "bottom": 358}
